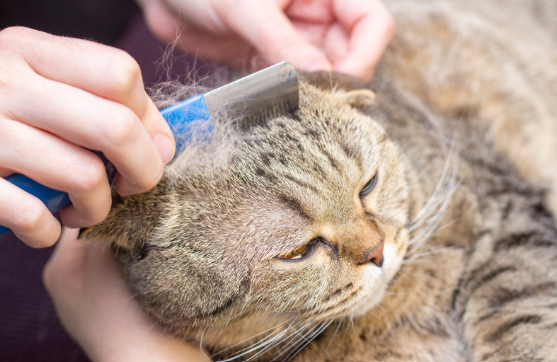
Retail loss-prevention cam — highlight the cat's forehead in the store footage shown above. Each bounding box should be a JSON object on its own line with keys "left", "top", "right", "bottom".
{"left": 237, "top": 82, "right": 386, "bottom": 179}
{"left": 202, "top": 84, "right": 388, "bottom": 245}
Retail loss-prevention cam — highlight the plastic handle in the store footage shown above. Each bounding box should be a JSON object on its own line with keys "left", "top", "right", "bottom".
{"left": 0, "top": 94, "right": 212, "bottom": 236}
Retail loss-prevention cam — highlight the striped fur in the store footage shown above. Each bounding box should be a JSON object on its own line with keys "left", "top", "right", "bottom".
{"left": 82, "top": 0, "right": 557, "bottom": 361}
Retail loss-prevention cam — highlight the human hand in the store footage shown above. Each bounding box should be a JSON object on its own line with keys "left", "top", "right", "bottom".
{"left": 43, "top": 228, "right": 209, "bottom": 362}
{"left": 0, "top": 27, "right": 176, "bottom": 248}
{"left": 138, "top": 0, "right": 394, "bottom": 81}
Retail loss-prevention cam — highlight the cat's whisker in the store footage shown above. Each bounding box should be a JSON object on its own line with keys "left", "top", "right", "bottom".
{"left": 248, "top": 318, "right": 322, "bottom": 362}
{"left": 342, "top": 316, "right": 351, "bottom": 339}
{"left": 406, "top": 176, "right": 461, "bottom": 256}
{"left": 400, "top": 259, "right": 431, "bottom": 265}
{"left": 325, "top": 319, "right": 343, "bottom": 352}
{"left": 406, "top": 149, "right": 461, "bottom": 258}
{"left": 266, "top": 321, "right": 318, "bottom": 362}
{"left": 224, "top": 318, "right": 311, "bottom": 362}
{"left": 409, "top": 145, "right": 455, "bottom": 230}
{"left": 409, "top": 172, "right": 450, "bottom": 232}
{"left": 199, "top": 330, "right": 212, "bottom": 361}
{"left": 216, "top": 327, "right": 294, "bottom": 362}
{"left": 211, "top": 315, "right": 299, "bottom": 358}
{"left": 296, "top": 320, "right": 333, "bottom": 358}
{"left": 349, "top": 307, "right": 357, "bottom": 333}
{"left": 433, "top": 217, "right": 460, "bottom": 233}
{"left": 404, "top": 246, "right": 459, "bottom": 263}
{"left": 408, "top": 134, "right": 460, "bottom": 237}
{"left": 281, "top": 320, "right": 333, "bottom": 362}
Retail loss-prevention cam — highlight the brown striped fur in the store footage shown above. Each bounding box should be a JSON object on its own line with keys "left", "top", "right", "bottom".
{"left": 82, "top": 0, "right": 557, "bottom": 360}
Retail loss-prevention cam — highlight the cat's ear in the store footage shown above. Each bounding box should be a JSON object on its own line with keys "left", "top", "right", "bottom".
{"left": 341, "top": 89, "right": 376, "bottom": 107}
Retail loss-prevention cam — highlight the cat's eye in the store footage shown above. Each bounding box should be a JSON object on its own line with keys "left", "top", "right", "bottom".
{"left": 360, "top": 173, "right": 378, "bottom": 197}
{"left": 137, "top": 246, "right": 151, "bottom": 261}
{"left": 280, "top": 244, "right": 308, "bottom": 260}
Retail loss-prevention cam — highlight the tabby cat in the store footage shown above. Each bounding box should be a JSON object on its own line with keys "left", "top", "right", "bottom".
{"left": 83, "top": 0, "right": 557, "bottom": 360}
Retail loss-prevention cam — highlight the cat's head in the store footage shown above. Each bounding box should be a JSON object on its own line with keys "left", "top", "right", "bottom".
{"left": 82, "top": 72, "right": 412, "bottom": 343}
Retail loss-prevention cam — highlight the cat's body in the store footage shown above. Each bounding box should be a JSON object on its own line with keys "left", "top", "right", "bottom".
{"left": 83, "top": 0, "right": 557, "bottom": 361}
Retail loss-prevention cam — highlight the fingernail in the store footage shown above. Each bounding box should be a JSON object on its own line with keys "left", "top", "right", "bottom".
{"left": 153, "top": 134, "right": 175, "bottom": 163}
{"left": 299, "top": 59, "right": 332, "bottom": 72}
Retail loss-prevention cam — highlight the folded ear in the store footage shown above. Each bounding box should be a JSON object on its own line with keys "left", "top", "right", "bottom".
{"left": 297, "top": 71, "right": 376, "bottom": 109}
{"left": 342, "top": 89, "right": 376, "bottom": 107}
{"left": 80, "top": 190, "right": 164, "bottom": 251}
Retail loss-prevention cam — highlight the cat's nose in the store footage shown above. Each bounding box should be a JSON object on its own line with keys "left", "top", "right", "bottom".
{"left": 362, "top": 241, "right": 384, "bottom": 267}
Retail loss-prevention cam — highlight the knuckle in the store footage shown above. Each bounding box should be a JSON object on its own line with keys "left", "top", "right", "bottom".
{"left": 375, "top": 4, "right": 395, "bottom": 37}
{"left": 72, "top": 156, "right": 107, "bottom": 193}
{"left": 107, "top": 51, "right": 142, "bottom": 97}
{"left": 0, "top": 27, "right": 22, "bottom": 56}
{"left": 263, "top": 34, "right": 302, "bottom": 62}
{"left": 0, "top": 26, "right": 37, "bottom": 50}
{"left": 0, "top": 26, "right": 25, "bottom": 43}
{"left": 105, "top": 110, "right": 138, "bottom": 147}
{"left": 11, "top": 199, "right": 46, "bottom": 232}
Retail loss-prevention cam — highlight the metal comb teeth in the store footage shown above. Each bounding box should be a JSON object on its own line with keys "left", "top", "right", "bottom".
{"left": 204, "top": 62, "right": 299, "bottom": 125}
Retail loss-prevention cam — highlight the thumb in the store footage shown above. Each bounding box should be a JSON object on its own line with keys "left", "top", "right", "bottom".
{"left": 140, "top": 96, "right": 176, "bottom": 163}
{"left": 43, "top": 227, "right": 86, "bottom": 297}
{"left": 218, "top": 0, "right": 332, "bottom": 71}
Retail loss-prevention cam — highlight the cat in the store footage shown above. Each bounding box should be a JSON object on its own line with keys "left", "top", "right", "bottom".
{"left": 82, "top": 0, "right": 557, "bottom": 361}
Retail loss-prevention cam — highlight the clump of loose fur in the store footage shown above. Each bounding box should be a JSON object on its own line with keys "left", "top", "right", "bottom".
{"left": 82, "top": 0, "right": 557, "bottom": 361}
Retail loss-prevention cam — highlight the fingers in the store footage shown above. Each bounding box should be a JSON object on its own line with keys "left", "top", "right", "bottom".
{"left": 217, "top": 0, "right": 333, "bottom": 71}
{"left": 140, "top": 0, "right": 182, "bottom": 43}
{"left": 141, "top": 97, "right": 176, "bottom": 167}
{"left": 3, "top": 26, "right": 147, "bottom": 118}
{"left": 0, "top": 27, "right": 175, "bottom": 196}
{"left": 140, "top": 0, "right": 393, "bottom": 81}
{"left": 0, "top": 118, "right": 113, "bottom": 228}
{"left": 141, "top": 0, "right": 260, "bottom": 67}
{"left": 331, "top": 0, "right": 394, "bottom": 81}
{"left": 0, "top": 27, "right": 176, "bottom": 244}
{"left": 0, "top": 176, "right": 61, "bottom": 247}
{"left": 324, "top": 22, "right": 349, "bottom": 63}
{"left": 4, "top": 77, "right": 164, "bottom": 197}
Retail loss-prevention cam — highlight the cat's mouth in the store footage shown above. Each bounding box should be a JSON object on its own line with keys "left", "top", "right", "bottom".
{"left": 313, "top": 243, "right": 401, "bottom": 320}
{"left": 303, "top": 285, "right": 364, "bottom": 320}
{"left": 306, "top": 273, "right": 384, "bottom": 320}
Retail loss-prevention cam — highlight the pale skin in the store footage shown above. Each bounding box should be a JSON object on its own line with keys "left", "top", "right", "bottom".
{"left": 139, "top": 0, "right": 394, "bottom": 81}
{"left": 43, "top": 228, "right": 209, "bottom": 362}
{"left": 0, "top": 27, "right": 176, "bottom": 248}
{"left": 0, "top": 0, "right": 393, "bottom": 360}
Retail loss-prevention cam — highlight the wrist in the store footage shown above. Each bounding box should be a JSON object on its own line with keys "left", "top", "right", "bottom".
{"left": 86, "top": 327, "right": 209, "bottom": 362}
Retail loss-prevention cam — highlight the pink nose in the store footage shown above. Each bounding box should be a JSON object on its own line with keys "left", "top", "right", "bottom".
{"left": 364, "top": 241, "right": 384, "bottom": 267}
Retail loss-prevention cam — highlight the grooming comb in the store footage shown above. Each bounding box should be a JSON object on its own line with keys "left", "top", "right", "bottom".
{"left": 0, "top": 62, "right": 299, "bottom": 236}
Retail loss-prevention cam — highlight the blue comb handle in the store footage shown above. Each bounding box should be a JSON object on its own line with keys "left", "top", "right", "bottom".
{"left": 0, "top": 94, "right": 211, "bottom": 236}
